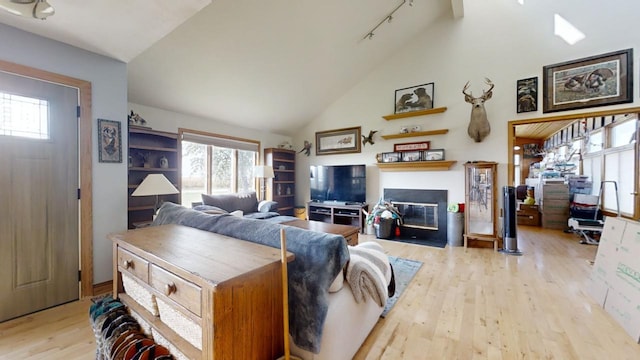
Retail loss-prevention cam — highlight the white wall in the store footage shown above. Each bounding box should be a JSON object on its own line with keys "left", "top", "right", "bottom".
{"left": 128, "top": 102, "right": 292, "bottom": 153}
{"left": 295, "top": 0, "right": 640, "bottom": 208}
{"left": 0, "top": 24, "right": 127, "bottom": 284}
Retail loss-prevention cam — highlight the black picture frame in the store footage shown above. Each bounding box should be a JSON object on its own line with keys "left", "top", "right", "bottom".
{"left": 98, "top": 118, "right": 122, "bottom": 163}
{"left": 517, "top": 77, "right": 538, "bottom": 113}
{"left": 381, "top": 152, "right": 401, "bottom": 163}
{"left": 423, "top": 149, "right": 445, "bottom": 161}
{"left": 543, "top": 49, "right": 633, "bottom": 113}
{"left": 394, "top": 82, "right": 434, "bottom": 114}
{"left": 401, "top": 151, "right": 422, "bottom": 162}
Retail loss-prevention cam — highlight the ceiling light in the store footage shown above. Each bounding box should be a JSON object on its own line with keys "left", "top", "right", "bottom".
{"left": 554, "top": 14, "right": 585, "bottom": 45}
{"left": 0, "top": 0, "right": 54, "bottom": 20}
{"left": 362, "top": 0, "right": 413, "bottom": 41}
{"left": 33, "top": 0, "right": 54, "bottom": 19}
{"left": 514, "top": 145, "right": 521, "bottom": 150}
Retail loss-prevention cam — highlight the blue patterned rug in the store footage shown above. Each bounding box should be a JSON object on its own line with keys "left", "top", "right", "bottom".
{"left": 382, "top": 256, "right": 423, "bottom": 317}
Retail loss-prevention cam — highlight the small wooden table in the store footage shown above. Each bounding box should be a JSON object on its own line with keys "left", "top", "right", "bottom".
{"left": 281, "top": 219, "right": 359, "bottom": 246}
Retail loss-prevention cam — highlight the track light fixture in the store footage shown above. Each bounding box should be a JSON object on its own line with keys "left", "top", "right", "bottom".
{"left": 362, "top": 0, "right": 413, "bottom": 41}
{"left": 0, "top": 0, "right": 55, "bottom": 20}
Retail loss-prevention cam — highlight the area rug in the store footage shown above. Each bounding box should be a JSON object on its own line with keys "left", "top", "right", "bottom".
{"left": 382, "top": 256, "right": 423, "bottom": 317}
{"left": 390, "top": 236, "right": 447, "bottom": 248}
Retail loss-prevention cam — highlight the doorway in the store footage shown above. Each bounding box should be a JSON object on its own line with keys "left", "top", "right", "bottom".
{"left": 0, "top": 60, "right": 93, "bottom": 322}
{"left": 507, "top": 106, "right": 640, "bottom": 222}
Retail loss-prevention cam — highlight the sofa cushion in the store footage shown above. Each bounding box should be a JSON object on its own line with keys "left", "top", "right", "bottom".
{"left": 244, "top": 212, "right": 281, "bottom": 220}
{"left": 192, "top": 204, "right": 228, "bottom": 215}
{"left": 201, "top": 192, "right": 258, "bottom": 214}
{"left": 258, "top": 200, "right": 278, "bottom": 213}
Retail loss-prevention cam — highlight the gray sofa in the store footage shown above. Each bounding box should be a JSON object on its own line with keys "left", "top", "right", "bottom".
{"left": 154, "top": 202, "right": 390, "bottom": 359}
{"left": 194, "top": 191, "right": 281, "bottom": 219}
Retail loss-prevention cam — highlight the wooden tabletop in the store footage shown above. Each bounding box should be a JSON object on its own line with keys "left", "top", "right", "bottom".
{"left": 109, "top": 224, "right": 294, "bottom": 286}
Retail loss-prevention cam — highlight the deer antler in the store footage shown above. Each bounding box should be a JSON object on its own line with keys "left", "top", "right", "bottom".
{"left": 483, "top": 77, "right": 495, "bottom": 95}
{"left": 462, "top": 81, "right": 472, "bottom": 97}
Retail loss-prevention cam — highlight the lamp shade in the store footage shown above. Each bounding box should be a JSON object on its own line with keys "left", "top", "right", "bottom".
{"left": 254, "top": 165, "right": 274, "bottom": 179}
{"left": 132, "top": 174, "right": 179, "bottom": 197}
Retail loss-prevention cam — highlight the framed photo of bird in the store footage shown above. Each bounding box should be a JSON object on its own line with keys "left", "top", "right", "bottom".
{"left": 542, "top": 48, "right": 632, "bottom": 113}
{"left": 315, "top": 126, "right": 361, "bottom": 155}
{"left": 98, "top": 118, "right": 122, "bottom": 163}
{"left": 394, "top": 82, "right": 434, "bottom": 114}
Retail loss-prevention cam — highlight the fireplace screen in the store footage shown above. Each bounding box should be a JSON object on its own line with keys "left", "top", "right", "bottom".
{"left": 392, "top": 201, "right": 438, "bottom": 230}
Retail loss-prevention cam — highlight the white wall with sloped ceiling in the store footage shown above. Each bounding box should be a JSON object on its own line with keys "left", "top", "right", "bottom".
{"left": 295, "top": 0, "right": 640, "bottom": 208}
{"left": 128, "top": 103, "right": 292, "bottom": 150}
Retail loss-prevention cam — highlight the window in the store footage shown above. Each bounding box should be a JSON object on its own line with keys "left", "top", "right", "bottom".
{"left": 0, "top": 92, "right": 49, "bottom": 139}
{"left": 586, "top": 130, "right": 603, "bottom": 153}
{"left": 180, "top": 130, "right": 259, "bottom": 206}
{"left": 582, "top": 116, "right": 638, "bottom": 218}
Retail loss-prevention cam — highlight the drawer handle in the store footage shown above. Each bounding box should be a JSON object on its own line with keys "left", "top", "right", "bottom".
{"left": 165, "top": 282, "right": 177, "bottom": 296}
{"left": 123, "top": 260, "right": 132, "bottom": 269}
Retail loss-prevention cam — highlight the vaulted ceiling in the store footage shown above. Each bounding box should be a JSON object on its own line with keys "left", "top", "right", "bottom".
{"left": 0, "top": 0, "right": 460, "bottom": 135}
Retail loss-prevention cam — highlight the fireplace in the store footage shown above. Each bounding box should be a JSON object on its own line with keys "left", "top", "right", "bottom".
{"left": 384, "top": 188, "right": 448, "bottom": 242}
{"left": 391, "top": 202, "right": 438, "bottom": 230}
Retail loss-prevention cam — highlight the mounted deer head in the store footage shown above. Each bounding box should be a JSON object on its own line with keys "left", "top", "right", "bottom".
{"left": 463, "top": 78, "right": 494, "bottom": 142}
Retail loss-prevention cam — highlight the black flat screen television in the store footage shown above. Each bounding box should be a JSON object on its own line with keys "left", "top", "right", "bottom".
{"left": 310, "top": 164, "right": 366, "bottom": 204}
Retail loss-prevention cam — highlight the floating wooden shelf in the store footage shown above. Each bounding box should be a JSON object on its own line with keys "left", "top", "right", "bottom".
{"left": 382, "top": 106, "right": 447, "bottom": 120}
{"left": 381, "top": 128, "right": 449, "bottom": 140}
{"left": 375, "top": 160, "right": 457, "bottom": 171}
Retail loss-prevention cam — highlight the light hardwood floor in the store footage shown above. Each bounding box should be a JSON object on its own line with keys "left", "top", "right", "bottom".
{"left": 1, "top": 226, "right": 639, "bottom": 359}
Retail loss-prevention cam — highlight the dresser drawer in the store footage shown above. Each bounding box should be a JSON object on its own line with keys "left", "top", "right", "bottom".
{"left": 149, "top": 264, "right": 202, "bottom": 317}
{"left": 344, "top": 233, "right": 358, "bottom": 246}
{"left": 117, "top": 247, "right": 149, "bottom": 283}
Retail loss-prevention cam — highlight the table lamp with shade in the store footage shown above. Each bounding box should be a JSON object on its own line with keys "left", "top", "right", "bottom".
{"left": 254, "top": 165, "right": 274, "bottom": 201}
{"left": 131, "top": 174, "right": 179, "bottom": 215}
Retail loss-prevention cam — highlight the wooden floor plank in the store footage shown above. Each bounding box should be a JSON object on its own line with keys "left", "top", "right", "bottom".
{"left": 1, "top": 226, "right": 639, "bottom": 359}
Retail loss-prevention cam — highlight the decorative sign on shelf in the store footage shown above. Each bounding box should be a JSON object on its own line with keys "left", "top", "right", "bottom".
{"left": 393, "top": 141, "right": 430, "bottom": 152}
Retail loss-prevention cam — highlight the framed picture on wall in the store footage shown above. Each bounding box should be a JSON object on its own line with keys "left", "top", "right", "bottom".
{"left": 543, "top": 48, "right": 633, "bottom": 113}
{"left": 98, "top": 118, "right": 122, "bottom": 163}
{"left": 394, "top": 82, "right": 434, "bottom": 114}
{"left": 517, "top": 77, "right": 538, "bottom": 113}
{"left": 315, "top": 126, "right": 361, "bottom": 155}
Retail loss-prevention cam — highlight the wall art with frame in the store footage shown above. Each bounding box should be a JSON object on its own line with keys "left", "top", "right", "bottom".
{"left": 423, "top": 149, "right": 445, "bottom": 161}
{"left": 315, "top": 126, "right": 361, "bottom": 155}
{"left": 517, "top": 77, "right": 538, "bottom": 113}
{"left": 543, "top": 48, "right": 633, "bottom": 113}
{"left": 98, "top": 118, "right": 122, "bottom": 163}
{"left": 394, "top": 82, "right": 434, "bottom": 114}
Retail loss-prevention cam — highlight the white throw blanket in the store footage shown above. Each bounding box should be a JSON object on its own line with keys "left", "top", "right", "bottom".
{"left": 346, "top": 242, "right": 391, "bottom": 307}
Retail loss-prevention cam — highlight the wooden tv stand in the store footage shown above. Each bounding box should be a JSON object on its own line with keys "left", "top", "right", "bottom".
{"left": 307, "top": 201, "right": 368, "bottom": 233}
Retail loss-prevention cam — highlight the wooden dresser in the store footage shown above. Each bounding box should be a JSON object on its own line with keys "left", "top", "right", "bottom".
{"left": 110, "top": 224, "right": 293, "bottom": 359}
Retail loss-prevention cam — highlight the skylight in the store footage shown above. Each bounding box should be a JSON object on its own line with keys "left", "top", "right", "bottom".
{"left": 554, "top": 14, "right": 585, "bottom": 45}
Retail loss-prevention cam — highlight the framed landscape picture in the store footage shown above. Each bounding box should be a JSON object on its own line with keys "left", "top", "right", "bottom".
{"left": 542, "top": 49, "right": 633, "bottom": 113}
